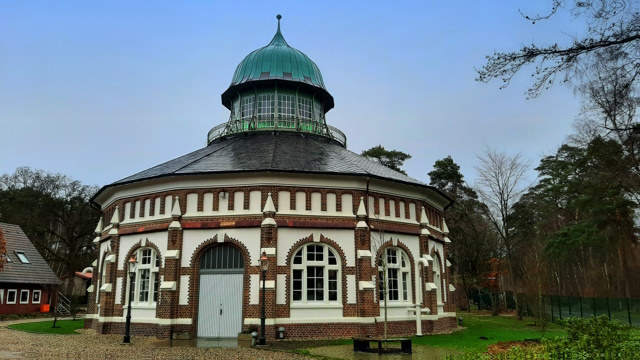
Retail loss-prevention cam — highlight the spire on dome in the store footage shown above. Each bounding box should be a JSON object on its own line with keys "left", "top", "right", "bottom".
{"left": 269, "top": 14, "right": 288, "bottom": 46}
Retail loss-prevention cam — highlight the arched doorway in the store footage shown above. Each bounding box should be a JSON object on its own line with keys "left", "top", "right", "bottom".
{"left": 197, "top": 244, "right": 245, "bottom": 338}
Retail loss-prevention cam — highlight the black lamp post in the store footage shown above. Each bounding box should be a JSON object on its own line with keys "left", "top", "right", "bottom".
{"left": 259, "top": 250, "right": 269, "bottom": 346}
{"left": 123, "top": 255, "right": 137, "bottom": 344}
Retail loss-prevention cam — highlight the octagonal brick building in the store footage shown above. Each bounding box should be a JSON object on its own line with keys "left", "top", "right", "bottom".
{"left": 85, "top": 16, "right": 457, "bottom": 340}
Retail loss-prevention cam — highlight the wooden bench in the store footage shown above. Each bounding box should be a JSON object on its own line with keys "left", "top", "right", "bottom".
{"left": 353, "top": 337, "right": 412, "bottom": 354}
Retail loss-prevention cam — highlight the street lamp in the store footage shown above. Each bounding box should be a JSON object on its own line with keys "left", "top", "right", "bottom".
{"left": 123, "top": 255, "right": 137, "bottom": 344}
{"left": 259, "top": 250, "right": 269, "bottom": 346}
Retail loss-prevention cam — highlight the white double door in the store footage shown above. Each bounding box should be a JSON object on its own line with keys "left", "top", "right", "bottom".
{"left": 197, "top": 273, "right": 243, "bottom": 338}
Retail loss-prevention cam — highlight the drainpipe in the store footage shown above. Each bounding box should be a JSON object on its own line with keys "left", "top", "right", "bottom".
{"left": 415, "top": 257, "right": 429, "bottom": 336}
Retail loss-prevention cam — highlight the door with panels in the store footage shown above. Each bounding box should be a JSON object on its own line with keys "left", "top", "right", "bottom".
{"left": 197, "top": 244, "right": 245, "bottom": 338}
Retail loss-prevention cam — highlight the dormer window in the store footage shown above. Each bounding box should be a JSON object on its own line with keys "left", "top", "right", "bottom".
{"left": 14, "top": 251, "right": 30, "bottom": 264}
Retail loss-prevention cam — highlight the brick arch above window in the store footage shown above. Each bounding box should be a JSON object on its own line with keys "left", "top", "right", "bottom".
{"left": 189, "top": 234, "right": 252, "bottom": 270}
{"left": 122, "top": 238, "right": 163, "bottom": 273}
{"left": 285, "top": 234, "right": 347, "bottom": 267}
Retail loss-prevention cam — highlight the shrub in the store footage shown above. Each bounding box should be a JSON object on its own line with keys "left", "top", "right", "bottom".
{"left": 542, "top": 316, "right": 639, "bottom": 359}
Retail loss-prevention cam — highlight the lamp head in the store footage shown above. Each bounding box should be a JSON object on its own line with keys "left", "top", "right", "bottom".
{"left": 260, "top": 251, "right": 269, "bottom": 272}
{"left": 128, "top": 255, "right": 138, "bottom": 274}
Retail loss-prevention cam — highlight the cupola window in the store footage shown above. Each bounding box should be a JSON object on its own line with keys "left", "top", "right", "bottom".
{"left": 241, "top": 96, "right": 254, "bottom": 120}
{"left": 257, "top": 94, "right": 275, "bottom": 127}
{"left": 298, "top": 97, "right": 312, "bottom": 121}
{"left": 278, "top": 94, "right": 296, "bottom": 128}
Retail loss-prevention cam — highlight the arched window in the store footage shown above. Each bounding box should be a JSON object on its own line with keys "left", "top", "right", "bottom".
{"left": 291, "top": 244, "right": 341, "bottom": 303}
{"left": 129, "top": 248, "right": 160, "bottom": 305}
{"left": 378, "top": 247, "right": 411, "bottom": 302}
{"left": 433, "top": 254, "right": 444, "bottom": 305}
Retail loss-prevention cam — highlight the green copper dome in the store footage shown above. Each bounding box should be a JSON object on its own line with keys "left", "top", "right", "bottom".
{"left": 221, "top": 15, "right": 334, "bottom": 112}
{"left": 229, "top": 17, "right": 326, "bottom": 89}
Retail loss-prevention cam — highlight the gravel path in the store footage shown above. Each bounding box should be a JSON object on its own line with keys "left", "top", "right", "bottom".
{"left": 0, "top": 319, "right": 313, "bottom": 360}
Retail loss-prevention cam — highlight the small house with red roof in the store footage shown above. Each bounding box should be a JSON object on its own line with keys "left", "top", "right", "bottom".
{"left": 0, "top": 222, "right": 61, "bottom": 314}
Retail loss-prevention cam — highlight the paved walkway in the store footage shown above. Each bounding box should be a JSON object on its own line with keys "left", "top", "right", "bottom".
{"left": 0, "top": 318, "right": 311, "bottom": 359}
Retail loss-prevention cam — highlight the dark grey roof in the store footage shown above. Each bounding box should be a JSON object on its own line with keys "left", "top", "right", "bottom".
{"left": 95, "top": 132, "right": 452, "bottom": 207}
{"left": 0, "top": 223, "right": 61, "bottom": 285}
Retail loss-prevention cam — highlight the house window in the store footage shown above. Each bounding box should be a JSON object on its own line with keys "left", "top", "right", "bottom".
{"left": 7, "top": 290, "right": 16, "bottom": 304}
{"left": 20, "top": 290, "right": 29, "bottom": 304}
{"left": 3, "top": 253, "right": 12, "bottom": 263}
{"left": 378, "top": 247, "right": 411, "bottom": 302}
{"left": 32, "top": 290, "right": 41, "bottom": 304}
{"left": 291, "top": 243, "right": 341, "bottom": 303}
{"left": 14, "top": 251, "right": 30, "bottom": 264}
{"left": 129, "top": 248, "right": 160, "bottom": 305}
{"left": 0, "top": 289, "right": 3, "bottom": 304}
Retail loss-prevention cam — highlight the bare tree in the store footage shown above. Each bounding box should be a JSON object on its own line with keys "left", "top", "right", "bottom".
{"left": 477, "top": 1, "right": 640, "bottom": 99}
{"left": 475, "top": 148, "right": 531, "bottom": 311}
{"left": 370, "top": 226, "right": 391, "bottom": 341}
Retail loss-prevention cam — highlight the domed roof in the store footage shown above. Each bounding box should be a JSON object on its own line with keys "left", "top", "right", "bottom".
{"left": 221, "top": 15, "right": 334, "bottom": 111}
{"left": 229, "top": 16, "right": 327, "bottom": 90}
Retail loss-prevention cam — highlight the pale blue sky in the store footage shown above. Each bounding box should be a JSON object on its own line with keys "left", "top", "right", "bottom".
{"left": 0, "top": 1, "right": 586, "bottom": 188}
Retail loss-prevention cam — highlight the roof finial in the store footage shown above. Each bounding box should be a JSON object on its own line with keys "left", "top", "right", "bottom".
{"left": 276, "top": 14, "right": 282, "bottom": 32}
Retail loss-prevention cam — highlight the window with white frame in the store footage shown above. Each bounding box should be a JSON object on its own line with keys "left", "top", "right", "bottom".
{"left": 241, "top": 96, "right": 254, "bottom": 120}
{"left": 32, "top": 290, "right": 41, "bottom": 304}
{"left": 0, "top": 289, "right": 3, "bottom": 304}
{"left": 257, "top": 94, "right": 275, "bottom": 123}
{"left": 313, "top": 100, "right": 323, "bottom": 123}
{"left": 378, "top": 247, "right": 412, "bottom": 302}
{"left": 99, "top": 253, "right": 108, "bottom": 302}
{"left": 14, "top": 251, "right": 30, "bottom": 264}
{"left": 7, "top": 290, "right": 16, "bottom": 304}
{"left": 20, "top": 290, "right": 29, "bottom": 304}
{"left": 291, "top": 243, "right": 341, "bottom": 303}
{"left": 278, "top": 94, "right": 295, "bottom": 128}
{"left": 298, "top": 97, "right": 312, "bottom": 121}
{"left": 129, "top": 248, "right": 160, "bottom": 305}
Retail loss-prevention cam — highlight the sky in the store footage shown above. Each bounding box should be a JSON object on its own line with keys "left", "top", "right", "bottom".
{"left": 0, "top": 1, "right": 588, "bottom": 189}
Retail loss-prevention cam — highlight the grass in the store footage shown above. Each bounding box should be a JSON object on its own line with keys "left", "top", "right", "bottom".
{"left": 7, "top": 319, "right": 84, "bottom": 335}
{"left": 412, "top": 314, "right": 566, "bottom": 354}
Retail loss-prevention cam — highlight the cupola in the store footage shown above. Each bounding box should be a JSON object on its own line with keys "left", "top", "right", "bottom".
{"left": 208, "top": 15, "right": 344, "bottom": 147}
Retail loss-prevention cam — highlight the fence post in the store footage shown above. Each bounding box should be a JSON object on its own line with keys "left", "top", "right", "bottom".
{"left": 593, "top": 297, "right": 596, "bottom": 317}
{"left": 558, "top": 296, "right": 562, "bottom": 320}
{"left": 568, "top": 297, "right": 572, "bottom": 317}
{"left": 606, "top": 298, "right": 611, "bottom": 320}
{"left": 627, "top": 298, "right": 632, "bottom": 326}
{"left": 580, "top": 297, "right": 583, "bottom": 318}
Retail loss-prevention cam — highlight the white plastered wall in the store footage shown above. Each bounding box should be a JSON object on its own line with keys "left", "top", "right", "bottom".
{"left": 179, "top": 275, "right": 190, "bottom": 305}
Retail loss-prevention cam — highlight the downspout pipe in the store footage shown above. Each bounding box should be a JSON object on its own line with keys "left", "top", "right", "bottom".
{"left": 415, "top": 257, "right": 430, "bottom": 336}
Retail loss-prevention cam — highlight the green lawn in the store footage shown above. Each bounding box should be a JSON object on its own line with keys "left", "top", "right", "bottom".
{"left": 412, "top": 314, "right": 566, "bottom": 353}
{"left": 8, "top": 319, "right": 84, "bottom": 335}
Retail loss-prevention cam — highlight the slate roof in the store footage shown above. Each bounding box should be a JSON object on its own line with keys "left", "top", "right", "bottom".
{"left": 0, "top": 223, "right": 61, "bottom": 285}
{"left": 94, "top": 132, "right": 452, "bottom": 208}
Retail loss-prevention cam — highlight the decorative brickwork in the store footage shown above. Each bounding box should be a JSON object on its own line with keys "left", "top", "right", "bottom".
{"left": 90, "top": 183, "right": 456, "bottom": 340}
